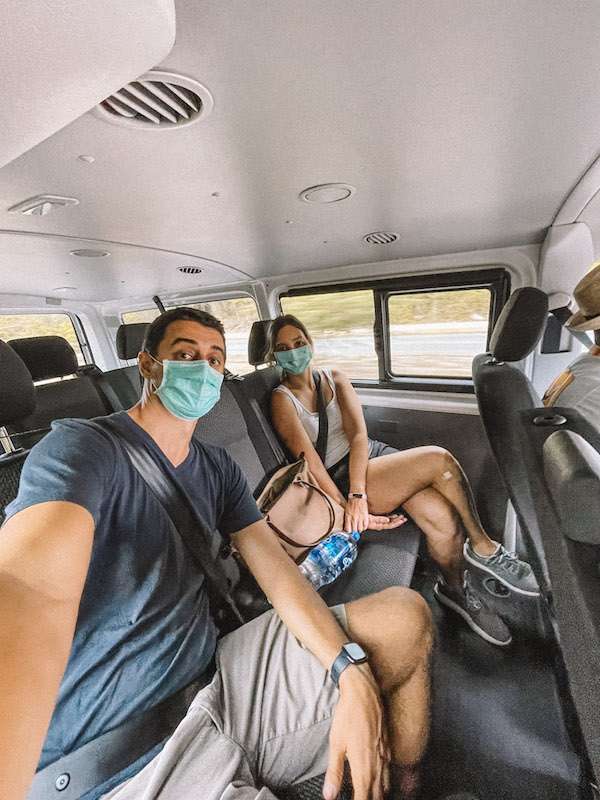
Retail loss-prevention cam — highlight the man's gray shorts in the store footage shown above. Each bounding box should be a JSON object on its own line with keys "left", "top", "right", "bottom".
{"left": 103, "top": 606, "right": 347, "bottom": 800}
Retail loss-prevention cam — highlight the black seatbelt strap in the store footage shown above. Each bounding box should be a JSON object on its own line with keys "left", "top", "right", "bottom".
{"left": 79, "top": 365, "right": 124, "bottom": 413}
{"left": 25, "top": 675, "right": 211, "bottom": 800}
{"left": 313, "top": 370, "right": 329, "bottom": 464}
{"left": 100, "top": 423, "right": 244, "bottom": 628}
{"left": 226, "top": 376, "right": 286, "bottom": 468}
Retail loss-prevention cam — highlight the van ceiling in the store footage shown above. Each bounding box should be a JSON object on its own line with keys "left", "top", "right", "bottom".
{"left": 2, "top": 0, "right": 600, "bottom": 302}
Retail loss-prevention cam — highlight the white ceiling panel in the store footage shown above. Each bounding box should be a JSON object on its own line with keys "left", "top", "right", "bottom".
{"left": 0, "top": 0, "right": 176, "bottom": 168}
{"left": 0, "top": 232, "right": 249, "bottom": 303}
{"left": 2, "top": 0, "right": 600, "bottom": 299}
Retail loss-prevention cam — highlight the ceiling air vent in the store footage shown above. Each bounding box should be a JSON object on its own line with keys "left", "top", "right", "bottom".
{"left": 178, "top": 266, "right": 203, "bottom": 275}
{"left": 363, "top": 231, "right": 398, "bottom": 245}
{"left": 94, "top": 71, "right": 213, "bottom": 130}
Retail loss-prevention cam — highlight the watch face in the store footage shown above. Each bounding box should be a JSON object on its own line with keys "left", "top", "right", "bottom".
{"left": 344, "top": 642, "right": 367, "bottom": 662}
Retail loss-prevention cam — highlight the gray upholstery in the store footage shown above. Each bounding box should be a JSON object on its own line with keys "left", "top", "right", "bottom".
{"left": 104, "top": 365, "right": 143, "bottom": 408}
{"left": 116, "top": 323, "right": 148, "bottom": 360}
{"left": 0, "top": 340, "right": 35, "bottom": 425}
{"left": 489, "top": 287, "right": 549, "bottom": 362}
{"left": 193, "top": 384, "right": 271, "bottom": 492}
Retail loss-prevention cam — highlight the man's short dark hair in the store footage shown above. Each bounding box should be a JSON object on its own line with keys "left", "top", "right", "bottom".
{"left": 142, "top": 307, "right": 226, "bottom": 358}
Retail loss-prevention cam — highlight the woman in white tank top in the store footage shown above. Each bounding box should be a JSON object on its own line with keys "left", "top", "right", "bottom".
{"left": 269, "top": 315, "right": 538, "bottom": 647}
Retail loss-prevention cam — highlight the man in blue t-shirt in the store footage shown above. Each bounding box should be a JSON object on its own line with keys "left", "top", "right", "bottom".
{"left": 0, "top": 307, "right": 433, "bottom": 800}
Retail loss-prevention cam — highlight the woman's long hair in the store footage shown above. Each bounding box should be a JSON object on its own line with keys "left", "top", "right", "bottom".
{"left": 266, "top": 314, "right": 314, "bottom": 364}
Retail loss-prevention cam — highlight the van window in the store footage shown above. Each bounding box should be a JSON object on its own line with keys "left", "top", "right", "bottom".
{"left": 387, "top": 288, "right": 491, "bottom": 378}
{"left": 122, "top": 297, "right": 260, "bottom": 375}
{"left": 280, "top": 268, "right": 509, "bottom": 390}
{"left": 280, "top": 290, "right": 378, "bottom": 379}
{"left": 0, "top": 313, "right": 85, "bottom": 365}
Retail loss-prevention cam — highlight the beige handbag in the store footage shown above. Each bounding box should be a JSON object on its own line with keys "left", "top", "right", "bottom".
{"left": 256, "top": 454, "right": 346, "bottom": 562}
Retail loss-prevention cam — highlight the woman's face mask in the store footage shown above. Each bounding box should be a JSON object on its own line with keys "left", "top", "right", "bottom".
{"left": 151, "top": 357, "right": 224, "bottom": 421}
{"left": 274, "top": 344, "right": 312, "bottom": 375}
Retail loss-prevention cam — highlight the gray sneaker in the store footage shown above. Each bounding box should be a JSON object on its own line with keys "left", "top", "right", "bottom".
{"left": 434, "top": 574, "right": 512, "bottom": 647}
{"left": 464, "top": 541, "right": 540, "bottom": 597}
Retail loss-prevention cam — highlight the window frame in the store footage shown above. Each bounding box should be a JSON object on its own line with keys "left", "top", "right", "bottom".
{"left": 280, "top": 267, "right": 511, "bottom": 393}
{"left": 0, "top": 309, "right": 90, "bottom": 365}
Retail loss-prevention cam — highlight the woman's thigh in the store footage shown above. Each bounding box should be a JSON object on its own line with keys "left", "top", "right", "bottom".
{"left": 365, "top": 446, "right": 451, "bottom": 514}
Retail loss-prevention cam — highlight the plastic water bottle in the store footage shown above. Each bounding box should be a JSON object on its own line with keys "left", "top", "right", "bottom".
{"left": 299, "top": 531, "right": 360, "bottom": 590}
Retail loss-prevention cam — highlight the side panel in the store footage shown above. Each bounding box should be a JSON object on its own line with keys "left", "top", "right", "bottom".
{"left": 360, "top": 395, "right": 508, "bottom": 542}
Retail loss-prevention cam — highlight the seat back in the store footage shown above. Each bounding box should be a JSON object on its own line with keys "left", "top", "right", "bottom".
{"left": 7, "top": 336, "right": 109, "bottom": 447}
{"left": 0, "top": 339, "right": 37, "bottom": 520}
{"left": 472, "top": 287, "right": 550, "bottom": 586}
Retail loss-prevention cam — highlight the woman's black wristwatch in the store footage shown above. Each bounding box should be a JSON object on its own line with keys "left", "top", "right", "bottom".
{"left": 330, "top": 643, "right": 368, "bottom": 687}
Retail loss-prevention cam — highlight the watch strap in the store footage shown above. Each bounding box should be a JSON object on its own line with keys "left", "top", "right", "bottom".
{"left": 348, "top": 492, "right": 367, "bottom": 500}
{"left": 330, "top": 643, "right": 367, "bottom": 688}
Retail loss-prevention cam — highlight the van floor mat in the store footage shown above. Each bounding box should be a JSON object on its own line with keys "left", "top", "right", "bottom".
{"left": 421, "top": 582, "right": 585, "bottom": 800}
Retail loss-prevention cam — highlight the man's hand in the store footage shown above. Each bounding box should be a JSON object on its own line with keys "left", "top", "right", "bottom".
{"left": 323, "top": 665, "right": 390, "bottom": 800}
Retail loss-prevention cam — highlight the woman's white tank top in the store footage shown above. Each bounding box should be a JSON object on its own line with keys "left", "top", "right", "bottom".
{"left": 273, "top": 368, "right": 350, "bottom": 469}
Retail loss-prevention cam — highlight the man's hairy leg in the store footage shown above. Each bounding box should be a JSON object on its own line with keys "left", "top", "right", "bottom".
{"left": 344, "top": 588, "right": 433, "bottom": 800}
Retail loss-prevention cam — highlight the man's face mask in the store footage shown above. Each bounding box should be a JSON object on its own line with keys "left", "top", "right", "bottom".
{"left": 150, "top": 357, "right": 224, "bottom": 421}
{"left": 274, "top": 344, "right": 312, "bottom": 375}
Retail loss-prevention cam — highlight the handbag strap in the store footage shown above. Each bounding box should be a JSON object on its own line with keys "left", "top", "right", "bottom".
{"left": 313, "top": 369, "right": 329, "bottom": 464}
{"left": 97, "top": 419, "right": 244, "bottom": 626}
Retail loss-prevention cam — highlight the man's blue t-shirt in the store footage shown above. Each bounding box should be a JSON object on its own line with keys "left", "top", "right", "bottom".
{"left": 5, "top": 411, "right": 263, "bottom": 771}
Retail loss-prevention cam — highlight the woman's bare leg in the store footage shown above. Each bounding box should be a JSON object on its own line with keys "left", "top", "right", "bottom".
{"left": 401, "top": 488, "right": 464, "bottom": 592}
{"left": 365, "top": 446, "right": 497, "bottom": 557}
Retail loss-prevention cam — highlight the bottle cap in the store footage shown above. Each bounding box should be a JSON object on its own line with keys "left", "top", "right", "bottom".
{"left": 351, "top": 530, "right": 360, "bottom": 541}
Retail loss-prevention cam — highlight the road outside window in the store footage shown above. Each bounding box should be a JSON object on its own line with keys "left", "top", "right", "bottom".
{"left": 388, "top": 289, "right": 491, "bottom": 378}
{"left": 0, "top": 313, "right": 85, "bottom": 365}
{"left": 281, "top": 290, "right": 378, "bottom": 379}
{"left": 123, "top": 297, "right": 260, "bottom": 375}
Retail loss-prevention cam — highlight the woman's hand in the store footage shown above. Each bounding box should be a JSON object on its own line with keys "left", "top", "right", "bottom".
{"left": 344, "top": 498, "right": 370, "bottom": 533}
{"left": 367, "top": 512, "right": 407, "bottom": 531}
{"left": 344, "top": 499, "right": 408, "bottom": 534}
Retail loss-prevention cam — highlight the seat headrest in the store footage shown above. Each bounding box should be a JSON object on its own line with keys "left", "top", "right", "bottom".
{"left": 116, "top": 323, "right": 149, "bottom": 360}
{"left": 489, "top": 287, "right": 549, "bottom": 362}
{"left": 248, "top": 320, "right": 273, "bottom": 366}
{"left": 9, "top": 336, "right": 79, "bottom": 381}
{"left": 0, "top": 340, "right": 35, "bottom": 425}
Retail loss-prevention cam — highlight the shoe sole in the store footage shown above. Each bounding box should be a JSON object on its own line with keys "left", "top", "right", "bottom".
{"left": 463, "top": 546, "right": 541, "bottom": 597}
{"left": 433, "top": 584, "right": 512, "bottom": 647}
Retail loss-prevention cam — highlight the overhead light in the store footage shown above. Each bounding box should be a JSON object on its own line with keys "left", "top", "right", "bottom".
{"left": 300, "top": 183, "right": 356, "bottom": 204}
{"left": 69, "top": 249, "right": 110, "bottom": 258}
{"left": 53, "top": 286, "right": 77, "bottom": 292}
{"left": 178, "top": 266, "right": 203, "bottom": 274}
{"left": 8, "top": 195, "right": 79, "bottom": 216}
{"left": 363, "top": 231, "right": 399, "bottom": 244}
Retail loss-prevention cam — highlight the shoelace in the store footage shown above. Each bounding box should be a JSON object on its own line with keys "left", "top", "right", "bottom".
{"left": 490, "top": 547, "right": 524, "bottom": 575}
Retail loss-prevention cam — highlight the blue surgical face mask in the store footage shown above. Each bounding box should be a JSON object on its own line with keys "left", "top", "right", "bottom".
{"left": 274, "top": 344, "right": 312, "bottom": 375}
{"left": 151, "top": 357, "right": 224, "bottom": 421}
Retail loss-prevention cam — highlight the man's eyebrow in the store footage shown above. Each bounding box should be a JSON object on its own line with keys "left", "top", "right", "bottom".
{"left": 170, "top": 337, "right": 225, "bottom": 355}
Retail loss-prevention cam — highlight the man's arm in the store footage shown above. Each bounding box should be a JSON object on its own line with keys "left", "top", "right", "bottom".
{"left": 0, "top": 502, "right": 94, "bottom": 800}
{"left": 233, "top": 520, "right": 388, "bottom": 800}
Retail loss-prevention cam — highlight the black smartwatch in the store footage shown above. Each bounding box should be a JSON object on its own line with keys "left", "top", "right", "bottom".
{"left": 330, "top": 643, "right": 368, "bottom": 687}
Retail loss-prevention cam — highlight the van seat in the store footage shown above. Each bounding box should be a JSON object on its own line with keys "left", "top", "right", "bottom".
{"left": 7, "top": 336, "right": 114, "bottom": 447}
{"left": 0, "top": 340, "right": 36, "bottom": 520}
